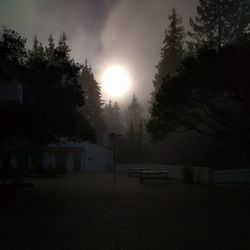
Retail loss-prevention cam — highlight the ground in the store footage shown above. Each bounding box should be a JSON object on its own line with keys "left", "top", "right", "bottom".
{"left": 0, "top": 173, "right": 250, "bottom": 250}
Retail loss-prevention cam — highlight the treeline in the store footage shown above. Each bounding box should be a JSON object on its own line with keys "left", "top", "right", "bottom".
{"left": 0, "top": 26, "right": 147, "bottom": 162}
{"left": 147, "top": 0, "right": 250, "bottom": 168}
{"left": 1, "top": 0, "right": 250, "bottom": 167}
{"left": 0, "top": 28, "right": 104, "bottom": 145}
{"left": 0, "top": 25, "right": 147, "bottom": 160}
{"left": 103, "top": 94, "right": 146, "bottom": 163}
{"left": 152, "top": 0, "right": 250, "bottom": 99}
{"left": 103, "top": 0, "right": 250, "bottom": 165}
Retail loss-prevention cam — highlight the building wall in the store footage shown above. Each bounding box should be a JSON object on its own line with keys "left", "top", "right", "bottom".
{"left": 1, "top": 142, "right": 113, "bottom": 173}
{"left": 213, "top": 168, "right": 250, "bottom": 184}
{"left": 49, "top": 141, "right": 113, "bottom": 172}
{"left": 84, "top": 143, "right": 113, "bottom": 172}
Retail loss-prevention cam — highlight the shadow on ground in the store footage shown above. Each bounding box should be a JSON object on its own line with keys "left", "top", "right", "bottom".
{"left": 0, "top": 173, "right": 250, "bottom": 250}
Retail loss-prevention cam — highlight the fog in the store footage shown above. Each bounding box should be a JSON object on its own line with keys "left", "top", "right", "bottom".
{"left": 98, "top": 0, "right": 197, "bottom": 105}
{"left": 0, "top": 0, "right": 197, "bottom": 106}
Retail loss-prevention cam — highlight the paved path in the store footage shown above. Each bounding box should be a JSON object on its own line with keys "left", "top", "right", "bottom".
{"left": 0, "top": 173, "right": 250, "bottom": 250}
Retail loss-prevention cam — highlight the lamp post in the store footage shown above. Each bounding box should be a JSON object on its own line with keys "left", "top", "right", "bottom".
{"left": 109, "top": 132, "right": 122, "bottom": 180}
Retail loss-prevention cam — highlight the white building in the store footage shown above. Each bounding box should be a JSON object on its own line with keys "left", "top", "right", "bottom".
{"left": 47, "top": 141, "right": 113, "bottom": 172}
{"left": 0, "top": 141, "right": 113, "bottom": 174}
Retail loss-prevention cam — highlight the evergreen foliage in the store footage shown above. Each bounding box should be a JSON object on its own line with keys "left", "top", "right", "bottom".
{"left": 0, "top": 28, "right": 96, "bottom": 145}
{"left": 104, "top": 94, "right": 147, "bottom": 163}
{"left": 45, "top": 34, "right": 55, "bottom": 61}
{"left": 234, "top": 0, "right": 250, "bottom": 40}
{"left": 125, "top": 93, "right": 143, "bottom": 132}
{"left": 78, "top": 60, "right": 106, "bottom": 140}
{"left": 122, "top": 94, "right": 146, "bottom": 162}
{"left": 152, "top": 8, "right": 185, "bottom": 98}
{"left": 0, "top": 27, "right": 27, "bottom": 68}
{"left": 189, "top": 0, "right": 250, "bottom": 49}
{"left": 148, "top": 35, "right": 250, "bottom": 146}
{"left": 103, "top": 100, "right": 123, "bottom": 133}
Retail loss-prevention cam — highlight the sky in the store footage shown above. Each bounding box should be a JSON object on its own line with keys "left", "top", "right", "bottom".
{"left": 0, "top": 0, "right": 198, "bottom": 107}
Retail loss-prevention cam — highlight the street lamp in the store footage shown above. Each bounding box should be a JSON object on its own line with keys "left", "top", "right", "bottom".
{"left": 109, "top": 132, "right": 122, "bottom": 180}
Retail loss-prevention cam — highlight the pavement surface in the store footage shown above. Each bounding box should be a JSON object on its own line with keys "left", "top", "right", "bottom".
{"left": 0, "top": 173, "right": 250, "bottom": 250}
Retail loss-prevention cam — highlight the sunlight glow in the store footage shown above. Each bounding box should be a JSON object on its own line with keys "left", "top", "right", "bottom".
{"left": 101, "top": 65, "right": 131, "bottom": 97}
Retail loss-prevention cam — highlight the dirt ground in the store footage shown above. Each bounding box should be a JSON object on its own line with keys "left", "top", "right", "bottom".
{"left": 0, "top": 173, "right": 250, "bottom": 250}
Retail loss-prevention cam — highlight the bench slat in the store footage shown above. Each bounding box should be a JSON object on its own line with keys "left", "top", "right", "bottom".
{"left": 141, "top": 170, "right": 168, "bottom": 175}
{"left": 140, "top": 170, "right": 168, "bottom": 183}
{"left": 129, "top": 168, "right": 149, "bottom": 175}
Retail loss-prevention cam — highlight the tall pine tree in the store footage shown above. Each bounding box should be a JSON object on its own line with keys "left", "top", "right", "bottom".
{"left": 28, "top": 36, "right": 46, "bottom": 69}
{"left": 152, "top": 8, "right": 185, "bottom": 99}
{"left": 103, "top": 101, "right": 124, "bottom": 133}
{"left": 24, "top": 33, "right": 94, "bottom": 143}
{"left": 56, "top": 32, "right": 70, "bottom": 60}
{"left": 125, "top": 93, "right": 143, "bottom": 132}
{"left": 189, "top": 0, "right": 249, "bottom": 49}
{"left": 45, "top": 34, "right": 55, "bottom": 62}
{"left": 78, "top": 60, "right": 106, "bottom": 141}
{"left": 122, "top": 94, "right": 146, "bottom": 163}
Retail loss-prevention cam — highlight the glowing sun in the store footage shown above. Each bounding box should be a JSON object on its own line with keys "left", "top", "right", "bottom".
{"left": 101, "top": 65, "right": 131, "bottom": 97}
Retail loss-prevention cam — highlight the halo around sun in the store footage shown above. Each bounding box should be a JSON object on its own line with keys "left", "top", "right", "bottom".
{"left": 101, "top": 65, "right": 131, "bottom": 97}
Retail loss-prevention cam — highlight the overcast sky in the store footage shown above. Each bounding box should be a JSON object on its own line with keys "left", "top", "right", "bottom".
{"left": 0, "top": 0, "right": 197, "bottom": 107}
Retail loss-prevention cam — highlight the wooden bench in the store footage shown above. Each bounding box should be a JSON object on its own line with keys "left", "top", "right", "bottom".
{"left": 128, "top": 168, "right": 149, "bottom": 176}
{"left": 140, "top": 170, "right": 168, "bottom": 183}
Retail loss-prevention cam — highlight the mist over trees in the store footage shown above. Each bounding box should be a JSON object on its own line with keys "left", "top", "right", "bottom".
{"left": 103, "top": 100, "right": 123, "bottom": 134}
{"left": 125, "top": 94, "right": 144, "bottom": 131}
{"left": 103, "top": 94, "right": 147, "bottom": 163}
{"left": 114, "top": 94, "right": 146, "bottom": 163}
{"left": 125, "top": 94, "right": 145, "bottom": 152}
{"left": 1, "top": 0, "right": 250, "bottom": 169}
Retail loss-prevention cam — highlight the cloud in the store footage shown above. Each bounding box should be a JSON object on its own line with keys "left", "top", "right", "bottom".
{"left": 0, "top": 0, "right": 118, "bottom": 61}
{"left": 0, "top": 0, "right": 197, "bottom": 106}
{"left": 97, "top": 0, "right": 197, "bottom": 106}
